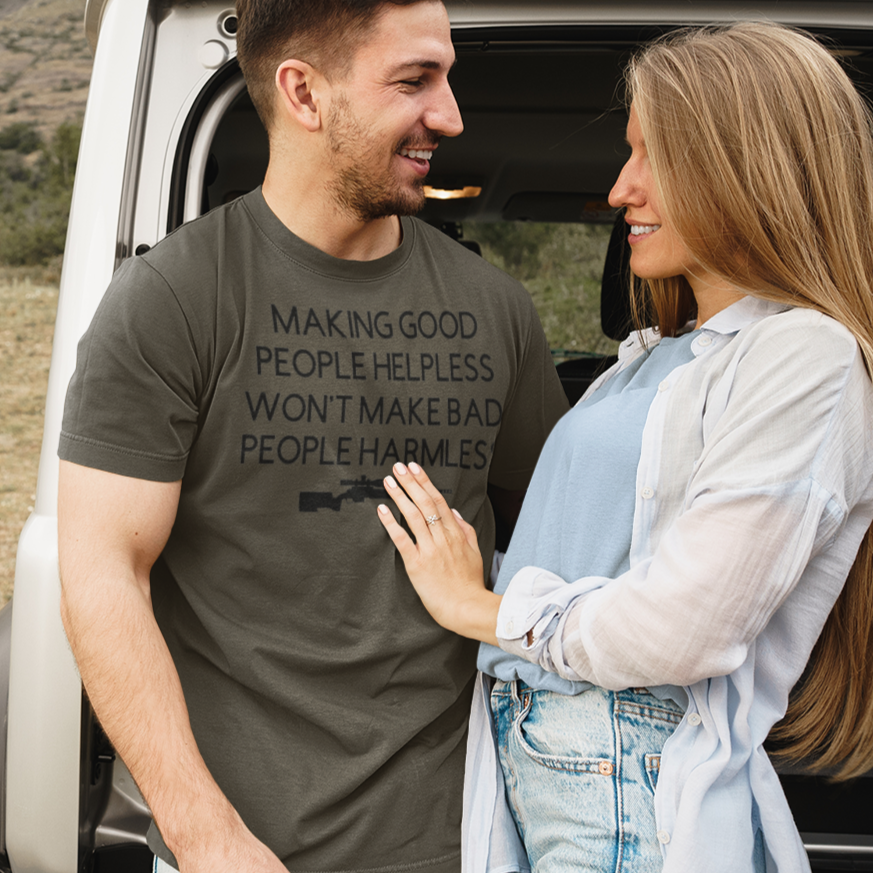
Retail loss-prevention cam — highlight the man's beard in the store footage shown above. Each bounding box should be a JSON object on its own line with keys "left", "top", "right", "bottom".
{"left": 326, "top": 93, "right": 428, "bottom": 222}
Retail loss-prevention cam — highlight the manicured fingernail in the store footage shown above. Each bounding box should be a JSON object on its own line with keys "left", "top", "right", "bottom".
{"left": 394, "top": 463, "right": 408, "bottom": 475}
{"left": 409, "top": 462, "right": 422, "bottom": 474}
{"left": 385, "top": 476, "right": 398, "bottom": 489}
{"left": 452, "top": 508, "right": 463, "bottom": 520}
{"left": 378, "top": 504, "right": 390, "bottom": 515}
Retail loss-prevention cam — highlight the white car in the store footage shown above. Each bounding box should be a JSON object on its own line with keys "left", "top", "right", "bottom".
{"left": 3, "top": 1, "right": 873, "bottom": 871}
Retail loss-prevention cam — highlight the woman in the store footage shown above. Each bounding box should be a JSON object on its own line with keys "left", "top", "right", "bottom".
{"left": 376, "top": 22, "right": 873, "bottom": 873}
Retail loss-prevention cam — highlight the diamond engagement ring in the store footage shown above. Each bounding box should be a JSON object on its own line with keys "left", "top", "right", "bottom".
{"left": 426, "top": 514, "right": 441, "bottom": 526}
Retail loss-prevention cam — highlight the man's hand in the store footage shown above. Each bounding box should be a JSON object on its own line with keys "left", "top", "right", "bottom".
{"left": 376, "top": 462, "right": 501, "bottom": 645}
{"left": 58, "top": 460, "right": 283, "bottom": 870}
{"left": 172, "top": 809, "right": 287, "bottom": 873}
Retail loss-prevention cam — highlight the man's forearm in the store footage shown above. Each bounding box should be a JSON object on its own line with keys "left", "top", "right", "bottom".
{"left": 60, "top": 566, "right": 238, "bottom": 858}
{"left": 58, "top": 461, "right": 287, "bottom": 873}
{"left": 56, "top": 461, "right": 279, "bottom": 869}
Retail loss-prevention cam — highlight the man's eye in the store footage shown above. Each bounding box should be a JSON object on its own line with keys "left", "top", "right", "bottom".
{"left": 400, "top": 79, "right": 423, "bottom": 88}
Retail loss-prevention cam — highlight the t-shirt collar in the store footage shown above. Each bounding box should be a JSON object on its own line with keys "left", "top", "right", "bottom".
{"left": 245, "top": 187, "right": 415, "bottom": 282}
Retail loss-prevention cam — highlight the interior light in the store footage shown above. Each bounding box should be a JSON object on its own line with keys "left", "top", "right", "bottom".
{"left": 424, "top": 185, "right": 483, "bottom": 200}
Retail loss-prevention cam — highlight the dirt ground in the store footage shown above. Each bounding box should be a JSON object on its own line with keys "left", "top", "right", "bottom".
{"left": 0, "top": 264, "right": 59, "bottom": 605}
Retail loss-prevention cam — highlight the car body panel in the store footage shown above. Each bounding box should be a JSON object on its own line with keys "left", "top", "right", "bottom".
{"left": 5, "top": 2, "right": 151, "bottom": 871}
{"left": 84, "top": 0, "right": 873, "bottom": 49}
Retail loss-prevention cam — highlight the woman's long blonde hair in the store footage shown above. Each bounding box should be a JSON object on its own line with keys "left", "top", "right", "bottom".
{"left": 627, "top": 22, "right": 873, "bottom": 779}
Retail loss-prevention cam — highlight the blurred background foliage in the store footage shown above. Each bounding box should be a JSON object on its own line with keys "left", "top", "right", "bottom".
{"left": 0, "top": 118, "right": 81, "bottom": 266}
{"left": 465, "top": 220, "right": 617, "bottom": 356}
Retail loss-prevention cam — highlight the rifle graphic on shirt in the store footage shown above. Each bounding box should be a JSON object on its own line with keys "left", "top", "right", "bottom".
{"left": 299, "top": 476, "right": 388, "bottom": 512}
{"left": 299, "top": 476, "right": 452, "bottom": 512}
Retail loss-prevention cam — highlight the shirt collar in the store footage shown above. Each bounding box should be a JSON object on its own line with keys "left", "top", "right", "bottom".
{"left": 698, "top": 295, "right": 791, "bottom": 336}
{"left": 617, "top": 296, "right": 792, "bottom": 361}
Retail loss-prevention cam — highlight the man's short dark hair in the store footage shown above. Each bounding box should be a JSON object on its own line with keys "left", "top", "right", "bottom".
{"left": 236, "top": 0, "right": 431, "bottom": 131}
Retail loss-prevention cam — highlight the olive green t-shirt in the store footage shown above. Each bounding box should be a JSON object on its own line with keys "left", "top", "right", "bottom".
{"left": 59, "top": 189, "right": 568, "bottom": 872}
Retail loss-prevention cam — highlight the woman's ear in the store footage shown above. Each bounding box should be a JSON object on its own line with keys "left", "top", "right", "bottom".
{"left": 275, "top": 60, "right": 324, "bottom": 132}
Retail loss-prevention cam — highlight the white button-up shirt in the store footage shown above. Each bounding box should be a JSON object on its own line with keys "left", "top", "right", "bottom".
{"left": 464, "top": 298, "right": 873, "bottom": 873}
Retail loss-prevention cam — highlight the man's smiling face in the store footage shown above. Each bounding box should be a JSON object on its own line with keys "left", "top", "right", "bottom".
{"left": 323, "top": 1, "right": 463, "bottom": 222}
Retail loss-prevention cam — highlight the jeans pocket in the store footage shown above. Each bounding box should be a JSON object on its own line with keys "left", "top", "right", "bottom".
{"left": 644, "top": 753, "right": 661, "bottom": 794}
{"left": 513, "top": 690, "right": 613, "bottom": 775}
{"left": 615, "top": 691, "right": 681, "bottom": 800}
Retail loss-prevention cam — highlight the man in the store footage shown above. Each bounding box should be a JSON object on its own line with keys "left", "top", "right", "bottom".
{"left": 57, "top": 2, "right": 568, "bottom": 872}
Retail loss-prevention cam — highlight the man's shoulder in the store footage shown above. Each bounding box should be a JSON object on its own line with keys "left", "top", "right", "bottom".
{"left": 408, "top": 217, "right": 533, "bottom": 301}
{"left": 97, "top": 195, "right": 261, "bottom": 323}
{"left": 136, "top": 192, "right": 259, "bottom": 286}
{"left": 410, "top": 217, "right": 502, "bottom": 271}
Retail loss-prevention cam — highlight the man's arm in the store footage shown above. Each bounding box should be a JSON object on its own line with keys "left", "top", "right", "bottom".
{"left": 58, "top": 460, "right": 286, "bottom": 873}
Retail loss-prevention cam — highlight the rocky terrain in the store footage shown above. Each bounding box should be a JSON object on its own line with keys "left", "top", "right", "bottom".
{"left": 0, "top": 0, "right": 90, "bottom": 137}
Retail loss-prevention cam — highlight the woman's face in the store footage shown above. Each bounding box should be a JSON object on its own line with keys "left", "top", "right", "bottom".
{"left": 608, "top": 105, "right": 695, "bottom": 283}
{"left": 608, "top": 104, "right": 745, "bottom": 325}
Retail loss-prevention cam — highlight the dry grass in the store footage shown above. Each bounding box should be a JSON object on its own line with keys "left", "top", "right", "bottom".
{"left": 0, "top": 263, "right": 60, "bottom": 605}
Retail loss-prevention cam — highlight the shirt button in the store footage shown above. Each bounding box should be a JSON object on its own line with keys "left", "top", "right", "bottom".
{"left": 697, "top": 335, "right": 713, "bottom": 347}
{"left": 657, "top": 830, "right": 671, "bottom": 844}
{"left": 658, "top": 380, "right": 669, "bottom": 392}
{"left": 641, "top": 486, "right": 654, "bottom": 499}
{"left": 688, "top": 713, "right": 702, "bottom": 726}
{"left": 598, "top": 761, "right": 614, "bottom": 776}
{"left": 505, "top": 620, "right": 515, "bottom": 634}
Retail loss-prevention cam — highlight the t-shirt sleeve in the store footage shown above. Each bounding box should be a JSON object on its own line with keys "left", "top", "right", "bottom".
{"left": 58, "top": 256, "right": 205, "bottom": 482}
{"left": 488, "top": 292, "right": 569, "bottom": 491}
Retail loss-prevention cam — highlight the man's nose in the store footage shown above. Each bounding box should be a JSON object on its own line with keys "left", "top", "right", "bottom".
{"left": 428, "top": 80, "right": 464, "bottom": 138}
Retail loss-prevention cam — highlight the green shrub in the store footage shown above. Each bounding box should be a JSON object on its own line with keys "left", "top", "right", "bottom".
{"left": 0, "top": 72, "right": 20, "bottom": 93}
{"left": 464, "top": 221, "right": 616, "bottom": 355}
{"left": 0, "top": 120, "right": 82, "bottom": 266}
{"left": 0, "top": 121, "right": 43, "bottom": 154}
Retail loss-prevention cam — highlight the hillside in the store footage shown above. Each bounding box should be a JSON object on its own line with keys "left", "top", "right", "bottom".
{"left": 0, "top": 0, "right": 30, "bottom": 16}
{"left": 0, "top": 0, "right": 88, "bottom": 604}
{"left": 0, "top": 0, "right": 90, "bottom": 136}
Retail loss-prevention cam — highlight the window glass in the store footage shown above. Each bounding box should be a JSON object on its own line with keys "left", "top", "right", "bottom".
{"left": 462, "top": 221, "right": 619, "bottom": 360}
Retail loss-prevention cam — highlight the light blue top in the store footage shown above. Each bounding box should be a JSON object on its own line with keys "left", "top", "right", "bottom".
{"left": 478, "top": 331, "right": 699, "bottom": 692}
{"left": 464, "top": 298, "right": 873, "bottom": 873}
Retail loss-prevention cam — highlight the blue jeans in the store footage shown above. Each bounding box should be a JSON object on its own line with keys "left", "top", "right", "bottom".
{"left": 492, "top": 681, "right": 684, "bottom": 873}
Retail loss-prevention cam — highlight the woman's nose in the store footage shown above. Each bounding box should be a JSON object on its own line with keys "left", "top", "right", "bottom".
{"left": 609, "top": 161, "right": 639, "bottom": 209}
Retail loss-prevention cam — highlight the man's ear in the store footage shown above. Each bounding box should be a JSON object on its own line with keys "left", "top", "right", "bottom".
{"left": 275, "top": 60, "right": 325, "bottom": 132}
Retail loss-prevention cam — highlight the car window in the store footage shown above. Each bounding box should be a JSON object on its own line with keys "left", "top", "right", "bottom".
{"left": 462, "top": 220, "right": 617, "bottom": 360}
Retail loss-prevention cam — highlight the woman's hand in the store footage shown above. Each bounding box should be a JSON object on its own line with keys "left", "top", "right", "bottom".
{"left": 378, "top": 462, "right": 501, "bottom": 645}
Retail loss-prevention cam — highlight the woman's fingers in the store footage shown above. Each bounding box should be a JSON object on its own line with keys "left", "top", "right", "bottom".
{"left": 390, "top": 462, "right": 457, "bottom": 537}
{"left": 376, "top": 465, "right": 495, "bottom": 643}
{"left": 382, "top": 475, "right": 427, "bottom": 541}
{"left": 379, "top": 463, "right": 473, "bottom": 560}
{"left": 376, "top": 503, "right": 419, "bottom": 563}
{"left": 404, "top": 462, "right": 452, "bottom": 511}
{"left": 452, "top": 507, "right": 480, "bottom": 550}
